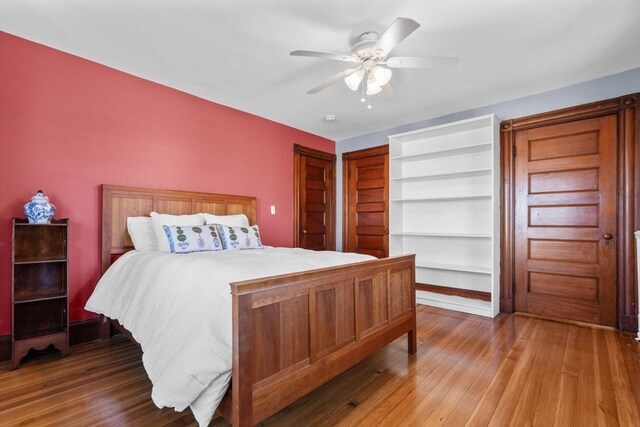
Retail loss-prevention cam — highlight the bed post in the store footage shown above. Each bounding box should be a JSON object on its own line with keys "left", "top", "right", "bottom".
{"left": 99, "top": 315, "right": 111, "bottom": 341}
{"left": 408, "top": 324, "right": 417, "bottom": 354}
{"left": 231, "top": 292, "right": 253, "bottom": 427}
{"left": 408, "top": 267, "right": 417, "bottom": 354}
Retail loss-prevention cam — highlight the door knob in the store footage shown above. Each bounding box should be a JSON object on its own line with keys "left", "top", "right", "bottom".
{"left": 603, "top": 233, "right": 613, "bottom": 240}
{"left": 302, "top": 230, "right": 307, "bottom": 234}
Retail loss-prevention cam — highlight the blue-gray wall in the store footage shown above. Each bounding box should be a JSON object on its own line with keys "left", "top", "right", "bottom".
{"left": 335, "top": 67, "right": 640, "bottom": 250}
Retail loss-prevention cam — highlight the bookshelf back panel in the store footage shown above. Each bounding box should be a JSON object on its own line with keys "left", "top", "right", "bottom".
{"left": 14, "top": 298, "right": 67, "bottom": 340}
{"left": 400, "top": 199, "right": 492, "bottom": 234}
{"left": 399, "top": 150, "right": 491, "bottom": 178}
{"left": 14, "top": 226, "right": 67, "bottom": 262}
{"left": 399, "top": 125, "right": 493, "bottom": 154}
{"left": 416, "top": 269, "right": 491, "bottom": 293}
{"left": 405, "top": 236, "right": 492, "bottom": 267}
{"left": 400, "top": 174, "right": 492, "bottom": 199}
{"left": 14, "top": 262, "right": 67, "bottom": 301}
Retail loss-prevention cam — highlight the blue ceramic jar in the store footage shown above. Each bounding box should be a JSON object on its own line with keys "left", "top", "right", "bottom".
{"left": 23, "top": 190, "right": 57, "bottom": 224}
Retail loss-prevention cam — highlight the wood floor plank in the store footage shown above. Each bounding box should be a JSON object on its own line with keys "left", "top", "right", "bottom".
{"left": 441, "top": 315, "right": 529, "bottom": 427}
{"left": 593, "top": 328, "right": 621, "bottom": 425}
{"left": 342, "top": 311, "right": 494, "bottom": 426}
{"left": 265, "top": 309, "right": 452, "bottom": 427}
{"left": 420, "top": 314, "right": 514, "bottom": 426}
{"left": 553, "top": 325, "right": 580, "bottom": 426}
{"left": 464, "top": 317, "right": 538, "bottom": 426}
{"left": 605, "top": 332, "right": 640, "bottom": 425}
{"left": 520, "top": 321, "right": 568, "bottom": 426}
{"left": 617, "top": 333, "right": 640, "bottom": 414}
{"left": 380, "top": 316, "right": 500, "bottom": 426}
{"left": 1, "top": 306, "right": 638, "bottom": 427}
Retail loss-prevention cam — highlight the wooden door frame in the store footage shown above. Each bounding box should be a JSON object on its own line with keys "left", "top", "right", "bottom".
{"left": 293, "top": 144, "right": 336, "bottom": 250}
{"left": 500, "top": 93, "right": 639, "bottom": 332}
{"left": 342, "top": 144, "right": 389, "bottom": 253}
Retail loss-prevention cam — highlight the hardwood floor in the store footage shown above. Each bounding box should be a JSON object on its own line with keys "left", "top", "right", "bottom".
{"left": 1, "top": 306, "right": 638, "bottom": 426}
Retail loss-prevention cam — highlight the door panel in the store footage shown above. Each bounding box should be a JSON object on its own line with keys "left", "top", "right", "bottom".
{"left": 294, "top": 145, "right": 335, "bottom": 250}
{"left": 343, "top": 145, "right": 389, "bottom": 258}
{"left": 514, "top": 115, "right": 617, "bottom": 326}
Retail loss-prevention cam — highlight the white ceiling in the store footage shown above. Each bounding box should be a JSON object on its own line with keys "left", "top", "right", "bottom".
{"left": 1, "top": 1, "right": 639, "bottom": 141}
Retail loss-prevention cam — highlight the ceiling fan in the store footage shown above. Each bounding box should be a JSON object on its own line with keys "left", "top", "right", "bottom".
{"left": 290, "top": 17, "right": 459, "bottom": 108}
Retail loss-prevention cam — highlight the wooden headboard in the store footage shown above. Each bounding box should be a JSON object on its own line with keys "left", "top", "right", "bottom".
{"left": 101, "top": 184, "right": 257, "bottom": 273}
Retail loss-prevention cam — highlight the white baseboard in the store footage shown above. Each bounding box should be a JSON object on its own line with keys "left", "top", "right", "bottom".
{"left": 416, "top": 290, "right": 495, "bottom": 318}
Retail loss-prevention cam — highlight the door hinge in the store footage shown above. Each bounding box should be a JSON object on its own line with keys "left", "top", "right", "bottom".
{"left": 513, "top": 145, "right": 517, "bottom": 157}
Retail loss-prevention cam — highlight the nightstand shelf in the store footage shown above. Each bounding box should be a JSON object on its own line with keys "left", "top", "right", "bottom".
{"left": 12, "top": 218, "right": 69, "bottom": 369}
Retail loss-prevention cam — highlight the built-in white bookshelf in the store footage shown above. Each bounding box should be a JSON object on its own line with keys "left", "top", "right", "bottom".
{"left": 389, "top": 114, "right": 500, "bottom": 317}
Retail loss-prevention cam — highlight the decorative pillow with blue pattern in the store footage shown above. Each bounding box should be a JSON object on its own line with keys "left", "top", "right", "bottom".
{"left": 217, "top": 224, "right": 263, "bottom": 249}
{"left": 162, "top": 224, "right": 224, "bottom": 253}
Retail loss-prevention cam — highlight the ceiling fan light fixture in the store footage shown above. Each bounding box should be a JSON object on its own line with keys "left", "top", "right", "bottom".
{"left": 372, "top": 65, "right": 392, "bottom": 87}
{"left": 344, "top": 68, "right": 365, "bottom": 91}
{"left": 366, "top": 74, "right": 382, "bottom": 95}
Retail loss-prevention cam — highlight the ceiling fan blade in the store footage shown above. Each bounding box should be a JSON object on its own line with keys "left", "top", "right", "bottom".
{"left": 290, "top": 50, "right": 358, "bottom": 63}
{"left": 385, "top": 56, "right": 460, "bottom": 69}
{"left": 307, "top": 68, "right": 360, "bottom": 94}
{"left": 372, "top": 17, "right": 420, "bottom": 58}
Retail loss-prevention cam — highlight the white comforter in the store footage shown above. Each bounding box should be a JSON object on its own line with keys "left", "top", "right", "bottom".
{"left": 85, "top": 247, "right": 375, "bottom": 426}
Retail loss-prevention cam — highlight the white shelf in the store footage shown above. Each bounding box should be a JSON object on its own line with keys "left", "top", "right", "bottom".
{"left": 390, "top": 142, "right": 492, "bottom": 162}
{"left": 391, "top": 232, "right": 491, "bottom": 238}
{"left": 391, "top": 194, "right": 491, "bottom": 202}
{"left": 390, "top": 167, "right": 491, "bottom": 182}
{"left": 416, "top": 261, "right": 491, "bottom": 275}
{"left": 389, "top": 113, "right": 500, "bottom": 318}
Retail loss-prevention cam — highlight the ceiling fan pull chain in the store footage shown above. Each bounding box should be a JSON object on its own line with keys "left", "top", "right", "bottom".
{"left": 365, "top": 72, "right": 372, "bottom": 109}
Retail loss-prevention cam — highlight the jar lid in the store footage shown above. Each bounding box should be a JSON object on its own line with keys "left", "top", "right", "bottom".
{"left": 31, "top": 190, "right": 49, "bottom": 202}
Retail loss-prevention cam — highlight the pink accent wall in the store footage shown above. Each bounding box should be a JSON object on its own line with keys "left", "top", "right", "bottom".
{"left": 0, "top": 32, "right": 334, "bottom": 335}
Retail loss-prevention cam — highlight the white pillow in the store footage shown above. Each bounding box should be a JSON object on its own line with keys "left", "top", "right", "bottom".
{"left": 217, "top": 224, "right": 263, "bottom": 249}
{"left": 127, "top": 216, "right": 158, "bottom": 251}
{"left": 202, "top": 213, "right": 249, "bottom": 227}
{"left": 150, "top": 212, "right": 205, "bottom": 253}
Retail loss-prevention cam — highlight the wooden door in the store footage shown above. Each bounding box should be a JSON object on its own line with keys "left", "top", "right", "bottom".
{"left": 343, "top": 145, "right": 389, "bottom": 258}
{"left": 514, "top": 115, "right": 617, "bottom": 326}
{"left": 293, "top": 145, "right": 335, "bottom": 250}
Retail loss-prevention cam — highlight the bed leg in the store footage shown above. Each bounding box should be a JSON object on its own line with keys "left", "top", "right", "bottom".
{"left": 407, "top": 328, "right": 417, "bottom": 354}
{"left": 99, "top": 314, "right": 111, "bottom": 341}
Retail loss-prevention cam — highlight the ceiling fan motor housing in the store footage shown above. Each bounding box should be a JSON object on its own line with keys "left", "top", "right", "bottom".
{"left": 351, "top": 32, "right": 380, "bottom": 58}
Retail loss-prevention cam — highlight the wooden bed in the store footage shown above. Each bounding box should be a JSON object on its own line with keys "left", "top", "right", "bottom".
{"left": 99, "top": 184, "right": 416, "bottom": 426}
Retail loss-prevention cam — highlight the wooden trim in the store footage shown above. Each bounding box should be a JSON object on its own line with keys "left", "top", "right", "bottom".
{"left": 342, "top": 144, "right": 389, "bottom": 252}
{"left": 417, "top": 283, "right": 492, "bottom": 302}
{"left": 500, "top": 93, "right": 639, "bottom": 331}
{"left": 342, "top": 144, "right": 389, "bottom": 160}
{"left": 69, "top": 318, "right": 102, "bottom": 345}
{"left": 513, "top": 312, "right": 618, "bottom": 331}
{"left": 293, "top": 144, "right": 336, "bottom": 250}
{"left": 500, "top": 124, "right": 516, "bottom": 313}
{"left": 0, "top": 335, "right": 9, "bottom": 362}
{"left": 504, "top": 96, "right": 638, "bottom": 131}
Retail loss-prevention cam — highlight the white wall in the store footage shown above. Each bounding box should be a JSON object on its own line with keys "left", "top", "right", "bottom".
{"left": 335, "top": 67, "right": 640, "bottom": 250}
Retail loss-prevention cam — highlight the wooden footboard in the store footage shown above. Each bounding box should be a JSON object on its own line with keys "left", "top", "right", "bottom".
{"left": 224, "top": 254, "right": 416, "bottom": 426}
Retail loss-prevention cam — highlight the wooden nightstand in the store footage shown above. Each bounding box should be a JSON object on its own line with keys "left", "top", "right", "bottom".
{"left": 12, "top": 218, "right": 69, "bottom": 369}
